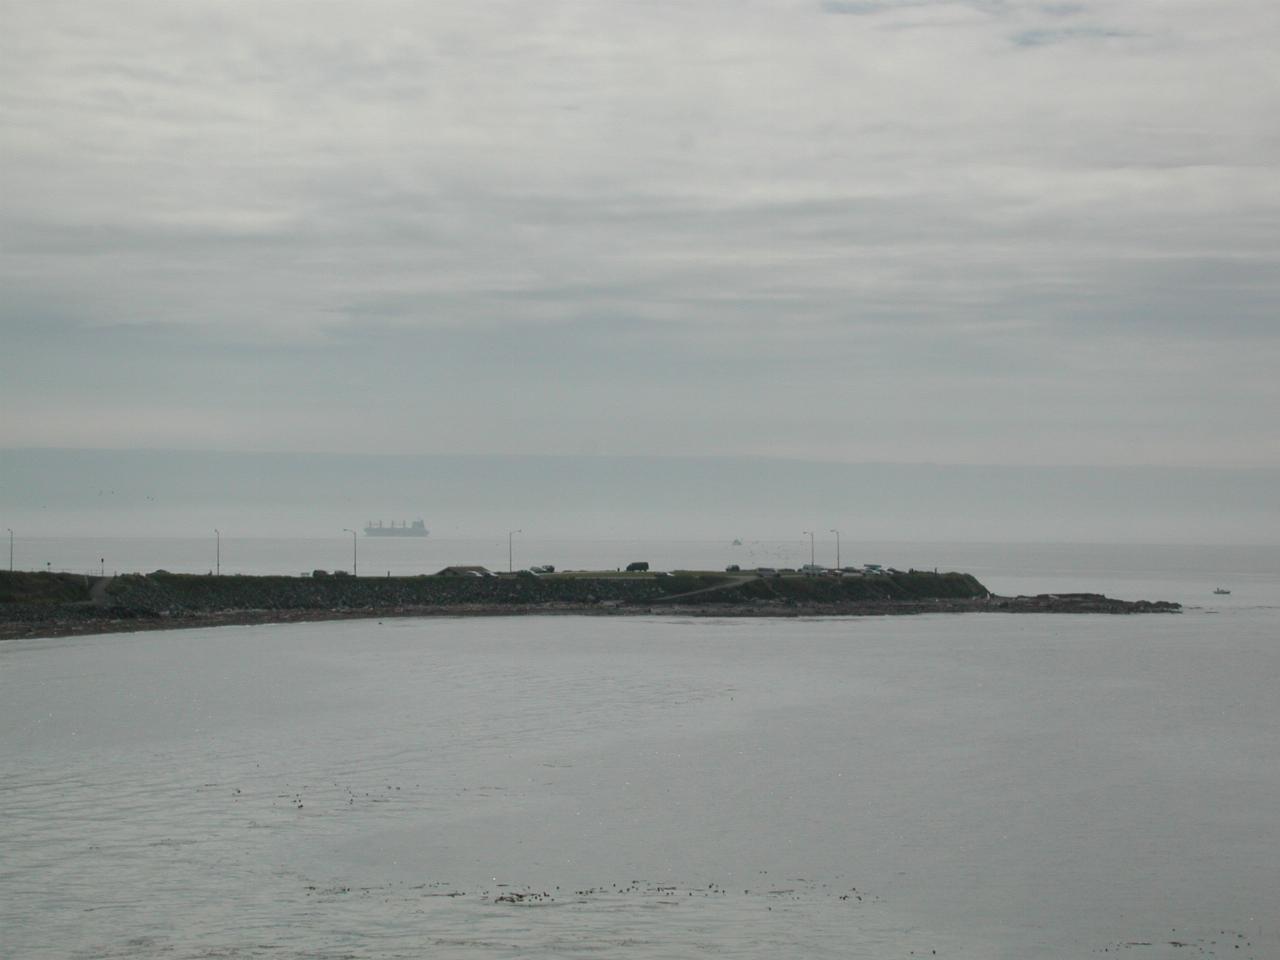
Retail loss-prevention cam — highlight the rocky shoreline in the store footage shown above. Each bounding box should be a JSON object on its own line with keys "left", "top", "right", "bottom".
{"left": 0, "top": 568, "right": 1180, "bottom": 642}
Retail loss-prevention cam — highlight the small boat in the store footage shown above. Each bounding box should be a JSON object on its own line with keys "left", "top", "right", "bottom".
{"left": 1213, "top": 588, "right": 1231, "bottom": 595}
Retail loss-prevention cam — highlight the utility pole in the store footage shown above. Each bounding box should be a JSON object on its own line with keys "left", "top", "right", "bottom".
{"left": 803, "top": 531, "right": 815, "bottom": 567}
{"left": 830, "top": 529, "right": 840, "bottom": 569}
{"left": 508, "top": 529, "right": 521, "bottom": 573}
{"left": 215, "top": 529, "right": 220, "bottom": 576}
{"left": 6, "top": 528, "right": 11, "bottom": 572}
{"left": 342, "top": 529, "right": 357, "bottom": 576}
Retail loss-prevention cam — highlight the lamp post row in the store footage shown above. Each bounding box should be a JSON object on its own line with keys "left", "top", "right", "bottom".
{"left": 7, "top": 527, "right": 847, "bottom": 577}
{"left": 803, "top": 529, "right": 843, "bottom": 569}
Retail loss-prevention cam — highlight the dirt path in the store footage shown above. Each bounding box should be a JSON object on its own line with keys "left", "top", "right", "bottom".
{"left": 88, "top": 576, "right": 115, "bottom": 607}
{"left": 647, "top": 575, "right": 755, "bottom": 604}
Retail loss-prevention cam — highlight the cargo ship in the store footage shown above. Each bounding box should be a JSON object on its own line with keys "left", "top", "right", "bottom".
{"left": 363, "top": 520, "right": 428, "bottom": 537}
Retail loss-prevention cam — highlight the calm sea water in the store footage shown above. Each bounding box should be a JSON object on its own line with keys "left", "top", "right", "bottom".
{"left": 3, "top": 546, "right": 1278, "bottom": 959}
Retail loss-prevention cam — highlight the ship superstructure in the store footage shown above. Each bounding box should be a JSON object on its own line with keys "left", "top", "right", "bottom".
{"left": 364, "top": 520, "right": 428, "bottom": 537}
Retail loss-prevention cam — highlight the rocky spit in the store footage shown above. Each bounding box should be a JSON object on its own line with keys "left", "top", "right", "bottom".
{"left": 1, "top": 569, "right": 1179, "bottom": 642}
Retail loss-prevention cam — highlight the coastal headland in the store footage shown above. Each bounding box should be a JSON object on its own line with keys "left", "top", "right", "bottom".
{"left": 1, "top": 568, "right": 1180, "bottom": 641}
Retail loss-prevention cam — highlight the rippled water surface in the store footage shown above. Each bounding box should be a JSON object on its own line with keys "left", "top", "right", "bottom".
{"left": 3, "top": 607, "right": 1278, "bottom": 959}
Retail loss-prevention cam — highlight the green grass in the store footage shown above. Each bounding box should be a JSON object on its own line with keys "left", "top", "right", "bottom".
{"left": 0, "top": 571, "right": 93, "bottom": 604}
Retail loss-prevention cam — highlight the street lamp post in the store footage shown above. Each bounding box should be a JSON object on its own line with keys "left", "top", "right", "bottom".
{"left": 342, "top": 529, "right": 358, "bottom": 576}
{"left": 215, "top": 529, "right": 220, "bottom": 576}
{"left": 508, "top": 529, "right": 522, "bottom": 573}
{"left": 803, "top": 531, "right": 815, "bottom": 567}
{"left": 830, "top": 529, "right": 840, "bottom": 569}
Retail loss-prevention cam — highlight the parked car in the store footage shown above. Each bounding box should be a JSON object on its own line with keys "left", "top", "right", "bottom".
{"left": 626, "top": 561, "right": 649, "bottom": 572}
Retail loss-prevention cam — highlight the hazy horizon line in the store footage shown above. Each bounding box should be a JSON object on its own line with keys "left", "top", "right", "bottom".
{"left": 8, "top": 533, "right": 1280, "bottom": 548}
{"left": 6, "top": 445, "right": 1279, "bottom": 474}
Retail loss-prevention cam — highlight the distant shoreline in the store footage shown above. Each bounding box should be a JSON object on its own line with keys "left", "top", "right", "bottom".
{"left": 0, "top": 569, "right": 1180, "bottom": 642}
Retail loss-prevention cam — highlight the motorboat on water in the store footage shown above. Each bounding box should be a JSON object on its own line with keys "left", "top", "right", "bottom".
{"left": 1213, "top": 588, "right": 1231, "bottom": 595}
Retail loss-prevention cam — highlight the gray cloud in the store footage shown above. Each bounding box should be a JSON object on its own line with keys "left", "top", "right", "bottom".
{"left": 2, "top": 0, "right": 1278, "bottom": 470}
{"left": 1011, "top": 26, "right": 1135, "bottom": 46}
{"left": 820, "top": 1, "right": 901, "bottom": 14}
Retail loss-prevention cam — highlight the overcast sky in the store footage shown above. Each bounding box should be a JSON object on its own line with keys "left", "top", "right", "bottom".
{"left": 2, "top": 0, "right": 1277, "bottom": 466}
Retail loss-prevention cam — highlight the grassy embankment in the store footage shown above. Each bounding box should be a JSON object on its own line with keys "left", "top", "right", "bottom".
{"left": 1, "top": 568, "right": 987, "bottom": 615}
{"left": 0, "top": 571, "right": 92, "bottom": 604}
{"left": 0, "top": 568, "right": 992, "bottom": 641}
{"left": 102, "top": 569, "right": 986, "bottom": 612}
